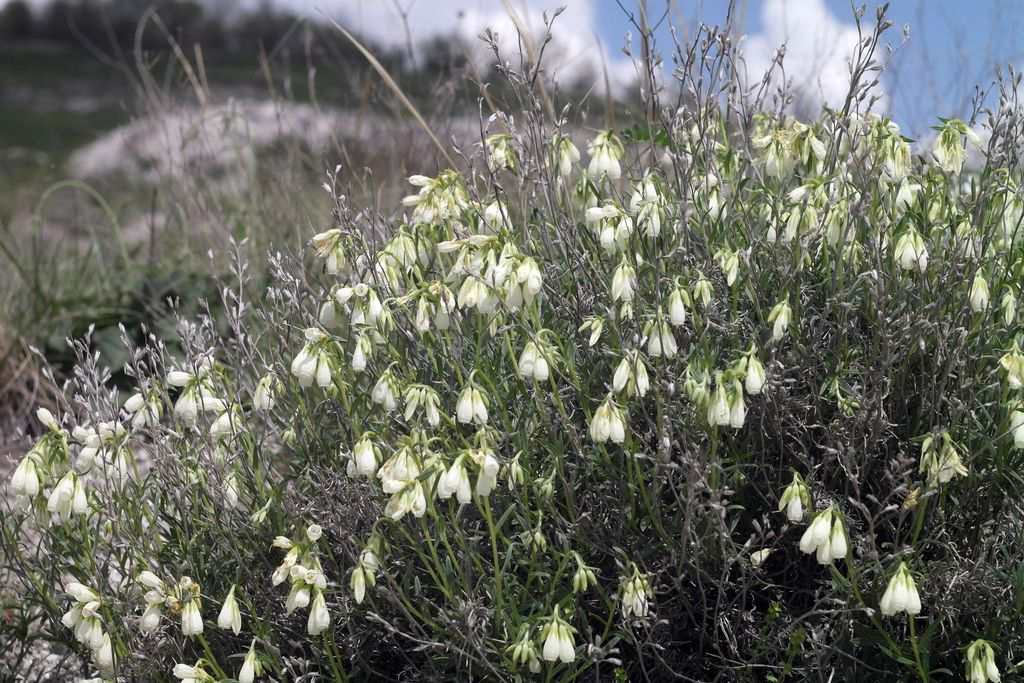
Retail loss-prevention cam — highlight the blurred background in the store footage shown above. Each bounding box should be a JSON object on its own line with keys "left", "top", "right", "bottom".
{"left": 0, "top": 0, "right": 1021, "bottom": 447}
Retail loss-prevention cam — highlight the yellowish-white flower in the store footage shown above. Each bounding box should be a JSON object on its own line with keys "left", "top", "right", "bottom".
{"left": 455, "top": 381, "right": 489, "bottom": 425}
{"left": 350, "top": 547, "right": 378, "bottom": 604}
{"left": 571, "top": 553, "right": 598, "bottom": 593}
{"left": 645, "top": 316, "right": 678, "bottom": 358}
{"left": 1011, "top": 409, "right": 1024, "bottom": 449}
{"left": 728, "top": 379, "right": 746, "bottom": 428}
{"left": 619, "top": 564, "right": 652, "bottom": 619}
{"left": 768, "top": 299, "right": 792, "bottom": 342}
{"left": 253, "top": 373, "right": 280, "bottom": 411}
{"left": 1001, "top": 344, "right": 1024, "bottom": 389}
{"left": 715, "top": 247, "right": 740, "bottom": 286}
{"left": 401, "top": 170, "right": 469, "bottom": 225}
{"left": 932, "top": 118, "right": 980, "bottom": 174}
{"left": 518, "top": 341, "right": 551, "bottom": 382}
{"left": 798, "top": 507, "right": 847, "bottom": 564}
{"left": 216, "top": 585, "right": 242, "bottom": 635}
{"left": 290, "top": 328, "right": 332, "bottom": 389}
{"left": 352, "top": 434, "right": 381, "bottom": 477}
{"left": 540, "top": 606, "right": 576, "bottom": 663}
{"left": 970, "top": 273, "right": 990, "bottom": 313}
{"left": 124, "top": 390, "right": 162, "bottom": 428}
{"left": 311, "top": 228, "right": 346, "bottom": 274}
{"left": 707, "top": 373, "right": 731, "bottom": 427}
{"left": 509, "top": 628, "right": 541, "bottom": 673}
{"left": 437, "top": 455, "right": 472, "bottom": 504}
{"left": 307, "top": 590, "right": 330, "bottom": 635}
{"left": 371, "top": 368, "right": 400, "bottom": 412}
{"left": 590, "top": 394, "right": 627, "bottom": 444}
{"left": 611, "top": 259, "right": 636, "bottom": 303}
{"left": 180, "top": 593, "right": 203, "bottom": 636}
{"left": 693, "top": 273, "right": 713, "bottom": 308}
{"left": 919, "top": 431, "right": 968, "bottom": 487}
{"left": 485, "top": 133, "right": 516, "bottom": 172}
{"left": 10, "top": 451, "right": 43, "bottom": 500}
{"left": 613, "top": 350, "right": 650, "bottom": 398}
{"left": 551, "top": 133, "right": 580, "bottom": 177}
{"left": 750, "top": 549, "right": 773, "bottom": 567}
{"left": 1001, "top": 288, "right": 1017, "bottom": 326}
{"left": 174, "top": 661, "right": 214, "bottom": 683}
{"left": 47, "top": 470, "right": 87, "bottom": 523}
{"left": 579, "top": 317, "right": 604, "bottom": 347}
{"left": 668, "top": 285, "right": 690, "bottom": 326}
{"left": 894, "top": 228, "right": 929, "bottom": 272}
{"left": 965, "top": 639, "right": 1000, "bottom": 683}
{"left": 629, "top": 174, "right": 666, "bottom": 238}
{"left": 95, "top": 633, "right": 114, "bottom": 670}
{"left": 238, "top": 639, "right": 263, "bottom": 683}
{"left": 587, "top": 130, "right": 624, "bottom": 180}
{"left": 879, "top": 561, "right": 922, "bottom": 617}
{"left": 745, "top": 353, "right": 766, "bottom": 395}
{"left": 778, "top": 472, "right": 810, "bottom": 523}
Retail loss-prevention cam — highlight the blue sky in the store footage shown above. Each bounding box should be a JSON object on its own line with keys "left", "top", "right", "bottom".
{"left": 591, "top": 0, "right": 1024, "bottom": 135}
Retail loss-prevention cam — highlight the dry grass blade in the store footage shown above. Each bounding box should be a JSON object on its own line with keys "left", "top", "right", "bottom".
{"left": 324, "top": 14, "right": 458, "bottom": 169}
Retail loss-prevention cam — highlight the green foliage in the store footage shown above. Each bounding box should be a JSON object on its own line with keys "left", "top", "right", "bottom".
{"left": 4, "top": 9, "right": 1024, "bottom": 683}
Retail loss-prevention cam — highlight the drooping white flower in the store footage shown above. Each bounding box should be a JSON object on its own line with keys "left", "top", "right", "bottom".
{"left": 1001, "top": 287, "right": 1017, "bottom": 326}
{"left": 798, "top": 507, "right": 847, "bottom": 564}
{"left": 879, "top": 561, "right": 922, "bottom": 617}
{"left": 124, "top": 390, "right": 162, "bottom": 428}
{"left": 932, "top": 118, "right": 980, "bottom": 174}
{"left": 518, "top": 341, "right": 551, "bottom": 383}
{"left": 613, "top": 350, "right": 650, "bottom": 398}
{"left": 919, "top": 431, "right": 968, "bottom": 487}
{"left": 455, "top": 382, "right": 488, "bottom": 425}
{"left": 1011, "top": 410, "right": 1024, "bottom": 449}
{"left": 307, "top": 590, "right": 331, "bottom": 635}
{"left": 47, "top": 470, "right": 87, "bottom": 523}
{"left": 590, "top": 394, "right": 627, "bottom": 444}
{"left": 619, "top": 564, "right": 652, "bottom": 619}
{"left": 728, "top": 379, "right": 746, "bottom": 429}
{"left": 291, "top": 328, "right": 332, "bottom": 389}
{"left": 587, "top": 130, "right": 624, "bottom": 180}
{"left": 668, "top": 286, "right": 689, "bottom": 326}
{"left": 180, "top": 597, "right": 203, "bottom": 636}
{"left": 371, "top": 369, "right": 401, "bottom": 413}
{"left": 965, "top": 639, "right": 1000, "bottom": 683}
{"left": 436, "top": 455, "right": 473, "bottom": 505}
{"left": 485, "top": 133, "right": 516, "bottom": 173}
{"left": 611, "top": 259, "right": 636, "bottom": 303}
{"left": 238, "top": 639, "right": 263, "bottom": 683}
{"left": 970, "top": 273, "right": 990, "bottom": 313}
{"left": 629, "top": 174, "right": 666, "bottom": 238}
{"left": 217, "top": 585, "right": 242, "bottom": 635}
{"left": 645, "top": 316, "right": 677, "bottom": 359}
{"left": 540, "top": 607, "right": 576, "bottom": 663}
{"left": 253, "top": 373, "right": 280, "bottom": 411}
{"left": 745, "top": 354, "right": 766, "bottom": 395}
{"left": 778, "top": 472, "right": 810, "bottom": 523}
{"left": 768, "top": 299, "right": 792, "bottom": 342}
{"left": 551, "top": 134, "right": 580, "bottom": 177}
{"left": 311, "top": 228, "right": 347, "bottom": 274}
{"left": 894, "top": 228, "right": 929, "bottom": 272}
{"left": 707, "top": 374, "right": 731, "bottom": 427}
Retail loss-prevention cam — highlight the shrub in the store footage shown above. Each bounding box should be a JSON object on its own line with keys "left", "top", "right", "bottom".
{"left": 4, "top": 12, "right": 1024, "bottom": 683}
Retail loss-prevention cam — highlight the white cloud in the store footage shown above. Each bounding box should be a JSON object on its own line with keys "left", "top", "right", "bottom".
{"left": 248, "top": 0, "right": 635, "bottom": 93}
{"left": 743, "top": 0, "right": 887, "bottom": 113}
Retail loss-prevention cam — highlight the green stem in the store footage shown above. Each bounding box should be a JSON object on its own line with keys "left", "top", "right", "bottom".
{"left": 480, "top": 498, "right": 506, "bottom": 615}
{"left": 908, "top": 617, "right": 929, "bottom": 682}
{"left": 197, "top": 633, "right": 228, "bottom": 680}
